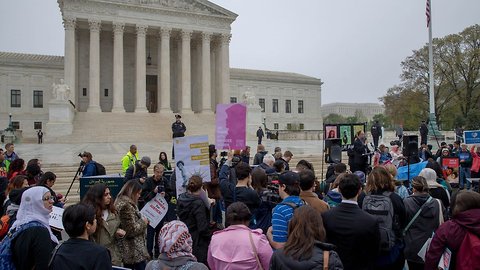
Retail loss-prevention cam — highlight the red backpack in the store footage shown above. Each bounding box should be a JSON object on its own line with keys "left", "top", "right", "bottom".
{"left": 456, "top": 230, "right": 480, "bottom": 270}
{"left": 0, "top": 215, "right": 10, "bottom": 240}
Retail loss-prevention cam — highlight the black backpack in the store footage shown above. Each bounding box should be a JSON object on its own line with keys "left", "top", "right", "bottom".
{"left": 95, "top": 162, "right": 106, "bottom": 176}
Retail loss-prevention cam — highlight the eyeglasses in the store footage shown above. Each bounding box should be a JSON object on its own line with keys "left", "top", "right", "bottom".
{"left": 43, "top": 196, "right": 54, "bottom": 202}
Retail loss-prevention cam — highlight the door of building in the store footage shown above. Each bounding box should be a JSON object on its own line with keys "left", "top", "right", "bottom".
{"left": 146, "top": 75, "right": 157, "bottom": 113}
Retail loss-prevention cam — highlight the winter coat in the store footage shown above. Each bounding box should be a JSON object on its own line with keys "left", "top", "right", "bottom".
{"left": 205, "top": 159, "right": 221, "bottom": 200}
{"left": 470, "top": 146, "right": 480, "bottom": 173}
{"left": 125, "top": 161, "right": 148, "bottom": 182}
{"left": 92, "top": 211, "right": 123, "bottom": 266}
{"left": 403, "top": 194, "right": 444, "bottom": 263}
{"left": 253, "top": 151, "right": 268, "bottom": 165}
{"left": 176, "top": 192, "right": 211, "bottom": 264}
{"left": 172, "top": 121, "right": 186, "bottom": 138}
{"left": 114, "top": 195, "right": 149, "bottom": 265}
{"left": 424, "top": 208, "right": 480, "bottom": 270}
{"left": 270, "top": 241, "right": 344, "bottom": 270}
{"left": 457, "top": 149, "right": 473, "bottom": 168}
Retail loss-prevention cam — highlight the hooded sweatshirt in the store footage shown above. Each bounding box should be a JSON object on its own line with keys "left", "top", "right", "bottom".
{"left": 424, "top": 208, "right": 480, "bottom": 269}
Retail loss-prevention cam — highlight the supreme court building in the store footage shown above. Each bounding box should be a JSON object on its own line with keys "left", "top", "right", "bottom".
{"left": 0, "top": 0, "right": 323, "bottom": 141}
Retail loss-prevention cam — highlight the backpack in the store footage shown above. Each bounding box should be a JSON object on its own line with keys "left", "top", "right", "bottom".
{"left": 249, "top": 200, "right": 274, "bottom": 233}
{"left": 456, "top": 230, "right": 480, "bottom": 270}
{"left": 0, "top": 215, "right": 10, "bottom": 240}
{"left": 362, "top": 192, "right": 396, "bottom": 252}
{"left": 0, "top": 221, "right": 43, "bottom": 270}
{"left": 95, "top": 162, "right": 106, "bottom": 176}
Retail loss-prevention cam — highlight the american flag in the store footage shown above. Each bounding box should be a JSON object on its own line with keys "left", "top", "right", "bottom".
{"left": 426, "top": 0, "right": 431, "bottom": 28}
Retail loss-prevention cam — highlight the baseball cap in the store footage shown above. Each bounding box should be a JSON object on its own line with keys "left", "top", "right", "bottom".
{"left": 279, "top": 171, "right": 300, "bottom": 186}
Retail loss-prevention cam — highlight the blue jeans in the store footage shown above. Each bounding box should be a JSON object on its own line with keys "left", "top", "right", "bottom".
{"left": 459, "top": 167, "right": 471, "bottom": 189}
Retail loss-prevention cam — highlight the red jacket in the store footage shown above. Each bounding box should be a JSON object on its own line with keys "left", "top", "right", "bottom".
{"left": 424, "top": 208, "right": 480, "bottom": 269}
{"left": 471, "top": 146, "right": 480, "bottom": 173}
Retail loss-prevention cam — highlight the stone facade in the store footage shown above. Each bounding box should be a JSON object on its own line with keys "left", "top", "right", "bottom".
{"left": 321, "top": 102, "right": 384, "bottom": 121}
{"left": 0, "top": 0, "right": 324, "bottom": 139}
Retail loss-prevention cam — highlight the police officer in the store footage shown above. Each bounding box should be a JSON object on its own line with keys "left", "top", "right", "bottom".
{"left": 171, "top": 114, "right": 186, "bottom": 159}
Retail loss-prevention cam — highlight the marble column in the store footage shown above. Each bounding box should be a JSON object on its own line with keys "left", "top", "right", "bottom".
{"left": 88, "top": 19, "right": 101, "bottom": 112}
{"left": 180, "top": 30, "right": 193, "bottom": 114}
{"left": 112, "top": 22, "right": 125, "bottom": 112}
{"left": 158, "top": 28, "right": 171, "bottom": 113}
{"left": 63, "top": 17, "right": 76, "bottom": 104}
{"left": 135, "top": 25, "right": 148, "bottom": 113}
{"left": 219, "top": 34, "right": 231, "bottom": 105}
{"left": 201, "top": 32, "right": 212, "bottom": 113}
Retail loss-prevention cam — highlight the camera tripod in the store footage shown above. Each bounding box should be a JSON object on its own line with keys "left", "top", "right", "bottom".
{"left": 64, "top": 160, "right": 85, "bottom": 200}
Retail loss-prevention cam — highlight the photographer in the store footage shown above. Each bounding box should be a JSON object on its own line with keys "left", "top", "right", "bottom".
{"left": 80, "top": 152, "right": 97, "bottom": 177}
{"left": 141, "top": 163, "right": 171, "bottom": 258}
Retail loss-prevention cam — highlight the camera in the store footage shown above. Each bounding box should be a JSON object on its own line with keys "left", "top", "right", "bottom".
{"left": 390, "top": 140, "right": 401, "bottom": 147}
{"left": 220, "top": 151, "right": 228, "bottom": 157}
{"left": 157, "top": 184, "right": 165, "bottom": 193}
{"left": 78, "top": 153, "right": 84, "bottom": 158}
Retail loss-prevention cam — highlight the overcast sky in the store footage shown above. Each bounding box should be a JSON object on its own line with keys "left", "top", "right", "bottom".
{"left": 0, "top": 0, "right": 478, "bottom": 104}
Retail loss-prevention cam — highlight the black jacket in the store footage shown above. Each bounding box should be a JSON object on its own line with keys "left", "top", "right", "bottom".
{"left": 172, "top": 121, "right": 186, "bottom": 138}
{"left": 322, "top": 203, "right": 380, "bottom": 270}
{"left": 253, "top": 151, "right": 268, "bottom": 165}
{"left": 176, "top": 192, "right": 211, "bottom": 264}
{"left": 125, "top": 161, "right": 148, "bottom": 182}
{"left": 141, "top": 175, "right": 172, "bottom": 205}
{"left": 270, "top": 241, "right": 344, "bottom": 270}
{"left": 403, "top": 194, "right": 444, "bottom": 263}
{"left": 50, "top": 238, "right": 112, "bottom": 270}
{"left": 12, "top": 226, "right": 56, "bottom": 270}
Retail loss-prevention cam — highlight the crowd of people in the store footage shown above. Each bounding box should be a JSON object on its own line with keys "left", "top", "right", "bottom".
{"left": 1, "top": 131, "right": 480, "bottom": 270}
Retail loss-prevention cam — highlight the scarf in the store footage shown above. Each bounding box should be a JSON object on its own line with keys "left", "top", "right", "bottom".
{"left": 11, "top": 186, "right": 59, "bottom": 244}
{"left": 158, "top": 220, "right": 196, "bottom": 260}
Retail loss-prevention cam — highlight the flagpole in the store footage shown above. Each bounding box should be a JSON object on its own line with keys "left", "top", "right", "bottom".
{"left": 426, "top": 0, "right": 443, "bottom": 141}
{"left": 428, "top": 0, "right": 435, "bottom": 115}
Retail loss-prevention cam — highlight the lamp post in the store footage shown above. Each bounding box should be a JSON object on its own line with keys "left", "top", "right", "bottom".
{"left": 8, "top": 113, "right": 12, "bottom": 129}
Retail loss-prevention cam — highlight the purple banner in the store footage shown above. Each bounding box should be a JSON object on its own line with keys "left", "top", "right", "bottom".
{"left": 216, "top": 103, "right": 247, "bottom": 150}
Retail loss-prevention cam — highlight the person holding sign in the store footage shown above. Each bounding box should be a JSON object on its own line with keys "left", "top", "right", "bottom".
{"left": 49, "top": 203, "right": 112, "bottom": 270}
{"left": 141, "top": 164, "right": 171, "bottom": 258}
{"left": 83, "top": 183, "right": 125, "bottom": 267}
{"left": 115, "top": 180, "right": 149, "bottom": 270}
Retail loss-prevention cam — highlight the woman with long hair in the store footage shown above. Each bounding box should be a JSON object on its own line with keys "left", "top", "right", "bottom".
{"left": 425, "top": 190, "right": 480, "bottom": 269}
{"left": 9, "top": 186, "right": 59, "bottom": 269}
{"left": 270, "top": 205, "right": 343, "bottom": 269}
{"left": 403, "top": 176, "right": 444, "bottom": 270}
{"left": 114, "top": 180, "right": 149, "bottom": 270}
{"left": 83, "top": 183, "right": 125, "bottom": 266}
{"left": 158, "top": 151, "right": 172, "bottom": 171}
{"left": 176, "top": 175, "right": 211, "bottom": 264}
{"left": 5, "top": 175, "right": 28, "bottom": 199}
{"left": 208, "top": 202, "right": 272, "bottom": 270}
{"left": 362, "top": 166, "right": 406, "bottom": 270}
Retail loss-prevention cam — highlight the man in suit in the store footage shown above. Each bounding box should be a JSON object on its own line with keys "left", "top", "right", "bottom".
{"left": 322, "top": 173, "right": 380, "bottom": 270}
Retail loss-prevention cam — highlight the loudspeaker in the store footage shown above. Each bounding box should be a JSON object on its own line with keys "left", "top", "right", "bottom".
{"left": 402, "top": 135, "right": 418, "bottom": 157}
{"left": 325, "top": 139, "right": 342, "bottom": 163}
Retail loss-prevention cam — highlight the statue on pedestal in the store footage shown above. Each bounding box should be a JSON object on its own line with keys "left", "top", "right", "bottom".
{"left": 242, "top": 91, "right": 256, "bottom": 107}
{"left": 52, "top": 79, "right": 71, "bottom": 101}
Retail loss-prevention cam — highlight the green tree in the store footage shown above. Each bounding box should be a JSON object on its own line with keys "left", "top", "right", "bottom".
{"left": 323, "top": 113, "right": 347, "bottom": 124}
{"left": 381, "top": 24, "right": 480, "bottom": 129}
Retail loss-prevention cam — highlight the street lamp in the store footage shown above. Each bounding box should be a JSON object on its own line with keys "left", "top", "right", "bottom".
{"left": 8, "top": 113, "right": 12, "bottom": 129}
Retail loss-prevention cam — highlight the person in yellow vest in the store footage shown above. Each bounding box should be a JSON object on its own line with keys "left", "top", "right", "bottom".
{"left": 121, "top": 145, "right": 139, "bottom": 175}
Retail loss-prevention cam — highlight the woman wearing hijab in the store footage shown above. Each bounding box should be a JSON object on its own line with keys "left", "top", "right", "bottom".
{"left": 145, "top": 220, "right": 208, "bottom": 270}
{"left": 419, "top": 168, "right": 450, "bottom": 209}
{"left": 10, "top": 186, "right": 59, "bottom": 270}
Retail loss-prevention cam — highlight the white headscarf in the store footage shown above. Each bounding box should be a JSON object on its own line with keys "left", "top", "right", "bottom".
{"left": 419, "top": 168, "right": 443, "bottom": 189}
{"left": 11, "top": 186, "right": 59, "bottom": 243}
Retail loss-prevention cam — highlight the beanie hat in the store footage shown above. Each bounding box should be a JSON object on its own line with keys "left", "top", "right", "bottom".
{"left": 141, "top": 156, "right": 151, "bottom": 167}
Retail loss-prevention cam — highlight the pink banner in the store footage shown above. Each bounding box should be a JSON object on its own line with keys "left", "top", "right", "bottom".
{"left": 216, "top": 103, "right": 247, "bottom": 150}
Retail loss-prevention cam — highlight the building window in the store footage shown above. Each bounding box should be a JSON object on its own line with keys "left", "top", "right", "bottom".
{"left": 104, "top": 89, "right": 109, "bottom": 97}
{"left": 34, "top": 122, "right": 42, "bottom": 130}
{"left": 299, "top": 123, "right": 305, "bottom": 130}
{"left": 33, "top": 90, "right": 43, "bottom": 108}
{"left": 259, "top": 98, "right": 265, "bottom": 112}
{"left": 285, "top": 100, "right": 291, "bottom": 113}
{"left": 11, "top": 121, "right": 20, "bottom": 130}
{"left": 272, "top": 99, "right": 278, "bottom": 113}
{"left": 230, "top": 97, "right": 237, "bottom": 103}
{"left": 274, "top": 123, "right": 279, "bottom": 130}
{"left": 298, "top": 100, "right": 304, "bottom": 113}
{"left": 83, "top": 88, "right": 87, "bottom": 96}
{"left": 11, "top": 90, "right": 21, "bottom": 108}
{"left": 286, "top": 123, "right": 292, "bottom": 130}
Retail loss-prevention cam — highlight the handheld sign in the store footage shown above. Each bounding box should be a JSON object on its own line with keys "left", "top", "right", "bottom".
{"left": 140, "top": 194, "right": 169, "bottom": 228}
{"left": 49, "top": 206, "right": 64, "bottom": 230}
{"left": 215, "top": 103, "right": 247, "bottom": 150}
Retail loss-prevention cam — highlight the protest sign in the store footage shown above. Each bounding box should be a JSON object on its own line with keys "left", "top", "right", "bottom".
{"left": 80, "top": 174, "right": 125, "bottom": 200}
{"left": 140, "top": 194, "right": 169, "bottom": 228}
{"left": 215, "top": 103, "right": 247, "bottom": 150}
{"left": 49, "top": 206, "right": 64, "bottom": 230}
{"left": 464, "top": 130, "right": 480, "bottom": 144}
{"left": 173, "top": 135, "right": 211, "bottom": 196}
{"left": 441, "top": 157, "right": 460, "bottom": 183}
